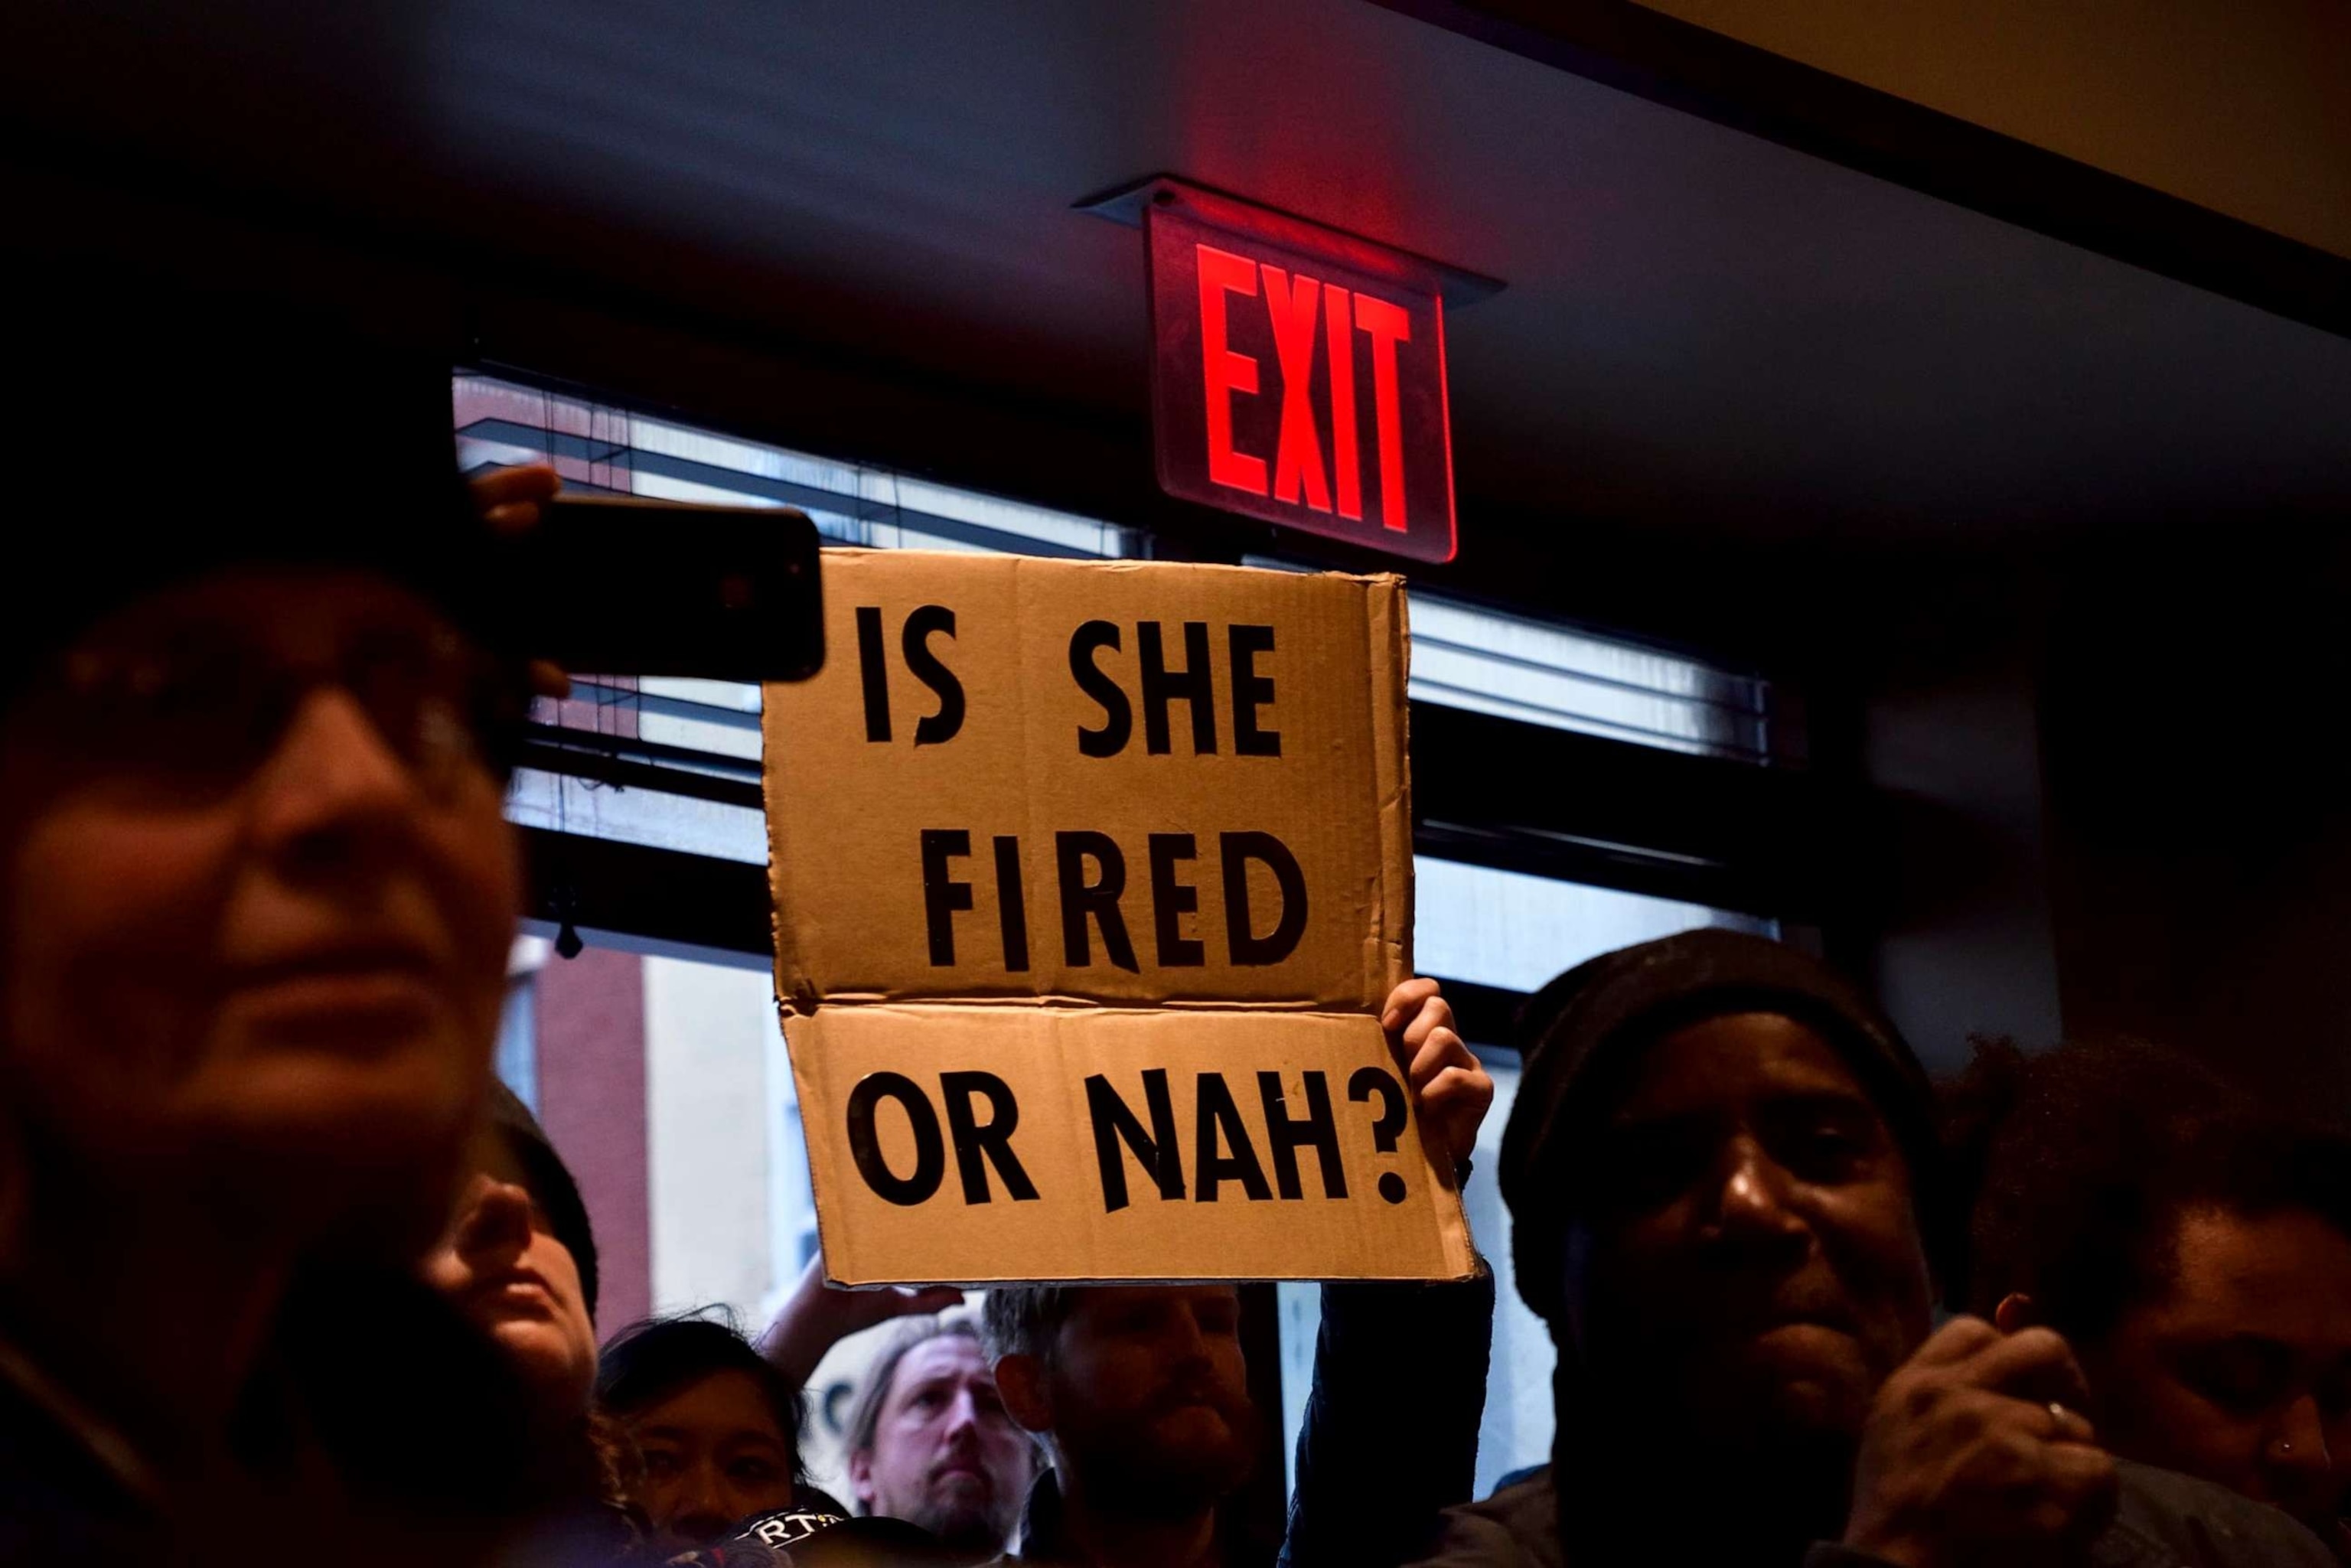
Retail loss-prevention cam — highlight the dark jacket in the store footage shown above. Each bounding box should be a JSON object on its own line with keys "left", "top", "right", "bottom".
{"left": 0, "top": 1334, "right": 160, "bottom": 1563}
{"left": 0, "top": 1267, "right": 552, "bottom": 1567}
{"left": 1410, "top": 1459, "right": 2333, "bottom": 1568}
{"left": 1277, "top": 1270, "right": 1496, "bottom": 1568}
{"left": 999, "top": 1269, "right": 1496, "bottom": 1568}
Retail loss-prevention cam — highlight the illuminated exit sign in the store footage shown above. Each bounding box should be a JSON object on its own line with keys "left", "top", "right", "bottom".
{"left": 1087, "top": 179, "right": 1500, "bottom": 566}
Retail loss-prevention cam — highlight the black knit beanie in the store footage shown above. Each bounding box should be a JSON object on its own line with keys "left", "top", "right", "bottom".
{"left": 1498, "top": 928, "right": 1947, "bottom": 1326}
{"left": 0, "top": 282, "right": 517, "bottom": 713}
{"left": 485, "top": 1080, "right": 602, "bottom": 1320}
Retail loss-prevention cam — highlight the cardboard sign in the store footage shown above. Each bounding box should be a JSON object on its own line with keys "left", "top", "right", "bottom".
{"left": 1146, "top": 203, "right": 1459, "bottom": 565}
{"left": 786, "top": 1008, "right": 1469, "bottom": 1283}
{"left": 765, "top": 549, "right": 1474, "bottom": 1284}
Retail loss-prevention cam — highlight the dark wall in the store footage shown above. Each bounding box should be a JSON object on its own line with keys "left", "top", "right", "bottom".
{"left": 2038, "top": 528, "right": 2351, "bottom": 1116}
{"left": 1863, "top": 654, "right": 2062, "bottom": 1076}
{"left": 1828, "top": 523, "right": 2351, "bottom": 1117}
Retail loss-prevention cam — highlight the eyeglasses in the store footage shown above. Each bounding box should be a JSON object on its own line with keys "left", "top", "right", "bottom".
{"left": 19, "top": 620, "right": 526, "bottom": 804}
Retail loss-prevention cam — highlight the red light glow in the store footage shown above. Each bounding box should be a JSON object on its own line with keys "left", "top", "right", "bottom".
{"left": 1149, "top": 207, "right": 1456, "bottom": 564}
{"left": 1260, "top": 262, "right": 1332, "bottom": 514}
{"left": 1196, "top": 245, "right": 1268, "bottom": 498}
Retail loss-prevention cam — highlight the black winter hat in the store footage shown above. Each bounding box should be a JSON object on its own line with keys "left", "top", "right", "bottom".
{"left": 485, "top": 1080, "right": 602, "bottom": 1320}
{"left": 0, "top": 282, "right": 517, "bottom": 712}
{"left": 1498, "top": 928, "right": 1945, "bottom": 1326}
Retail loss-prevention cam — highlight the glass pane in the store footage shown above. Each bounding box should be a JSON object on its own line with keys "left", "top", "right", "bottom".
{"left": 455, "top": 370, "right": 1146, "bottom": 559}
{"left": 1457, "top": 1055, "right": 1553, "bottom": 1501}
{"left": 1244, "top": 556, "right": 1773, "bottom": 764}
{"left": 1415, "top": 855, "right": 1772, "bottom": 992}
{"left": 504, "top": 767, "right": 768, "bottom": 864}
{"left": 465, "top": 370, "right": 1146, "bottom": 840}
{"left": 1407, "top": 594, "right": 1770, "bottom": 761}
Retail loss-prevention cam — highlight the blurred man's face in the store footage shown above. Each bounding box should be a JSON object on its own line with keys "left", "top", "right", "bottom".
{"left": 850, "top": 1332, "right": 1032, "bottom": 1553}
{"left": 1565, "top": 1013, "right": 1934, "bottom": 1449}
{"left": 419, "top": 1129, "right": 598, "bottom": 1417}
{"left": 1040, "top": 1286, "right": 1257, "bottom": 1514}
{"left": 0, "top": 571, "right": 519, "bottom": 1250}
{"left": 627, "top": 1369, "right": 798, "bottom": 1555}
{"left": 2078, "top": 1206, "right": 2351, "bottom": 1559}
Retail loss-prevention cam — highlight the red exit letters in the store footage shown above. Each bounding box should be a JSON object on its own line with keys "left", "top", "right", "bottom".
{"left": 1148, "top": 206, "right": 1457, "bottom": 564}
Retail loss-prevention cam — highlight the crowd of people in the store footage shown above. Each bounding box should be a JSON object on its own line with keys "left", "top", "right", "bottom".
{"left": 3, "top": 302, "right": 2349, "bottom": 1568}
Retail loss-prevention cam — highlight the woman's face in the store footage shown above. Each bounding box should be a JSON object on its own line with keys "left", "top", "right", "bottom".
{"left": 2082, "top": 1206, "right": 2351, "bottom": 1559}
{"left": 625, "top": 1368, "right": 799, "bottom": 1554}
{"left": 0, "top": 569, "right": 521, "bottom": 1250}
{"left": 421, "top": 1130, "right": 598, "bottom": 1418}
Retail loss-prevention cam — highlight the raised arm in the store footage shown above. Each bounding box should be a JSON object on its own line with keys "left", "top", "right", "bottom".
{"left": 1280, "top": 979, "right": 1498, "bottom": 1568}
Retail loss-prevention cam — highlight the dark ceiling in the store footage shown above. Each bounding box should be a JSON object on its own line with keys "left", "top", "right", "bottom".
{"left": 5, "top": 0, "right": 2346, "bottom": 556}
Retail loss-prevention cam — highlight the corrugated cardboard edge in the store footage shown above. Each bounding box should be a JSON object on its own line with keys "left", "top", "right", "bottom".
{"left": 761, "top": 693, "right": 814, "bottom": 1018}
{"left": 1364, "top": 574, "right": 1414, "bottom": 1000}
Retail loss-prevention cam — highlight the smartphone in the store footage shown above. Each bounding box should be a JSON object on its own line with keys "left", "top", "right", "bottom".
{"left": 516, "top": 494, "right": 825, "bottom": 683}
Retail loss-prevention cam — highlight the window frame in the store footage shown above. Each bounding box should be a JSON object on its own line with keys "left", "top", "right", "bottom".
{"left": 472, "top": 361, "right": 1867, "bottom": 1011}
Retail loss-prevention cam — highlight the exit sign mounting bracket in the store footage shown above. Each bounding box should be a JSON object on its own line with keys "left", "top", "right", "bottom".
{"left": 1076, "top": 175, "right": 1505, "bottom": 308}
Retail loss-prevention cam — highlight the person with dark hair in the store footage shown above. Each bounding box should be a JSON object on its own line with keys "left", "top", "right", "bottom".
{"left": 980, "top": 1283, "right": 1251, "bottom": 1566}
{"left": 841, "top": 1317, "right": 1035, "bottom": 1558}
{"left": 1411, "top": 928, "right": 2328, "bottom": 1568}
{"left": 0, "top": 298, "right": 546, "bottom": 1563}
{"left": 599, "top": 1314, "right": 824, "bottom": 1557}
{"left": 978, "top": 977, "right": 1498, "bottom": 1568}
{"left": 1951, "top": 1036, "right": 2351, "bottom": 1558}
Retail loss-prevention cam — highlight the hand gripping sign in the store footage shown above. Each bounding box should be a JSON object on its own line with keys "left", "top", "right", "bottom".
{"left": 765, "top": 550, "right": 1475, "bottom": 1284}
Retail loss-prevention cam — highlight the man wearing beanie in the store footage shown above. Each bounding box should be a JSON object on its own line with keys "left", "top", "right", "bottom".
{"left": 1409, "top": 930, "right": 2325, "bottom": 1568}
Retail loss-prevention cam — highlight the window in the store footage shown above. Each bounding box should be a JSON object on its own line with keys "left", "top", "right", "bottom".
{"left": 464, "top": 370, "right": 1143, "bottom": 865}
{"left": 462, "top": 367, "right": 1796, "bottom": 1511}
{"left": 1416, "top": 856, "right": 1770, "bottom": 992}
{"left": 1409, "top": 594, "right": 1770, "bottom": 762}
{"left": 1245, "top": 553, "right": 1778, "bottom": 767}
{"left": 457, "top": 372, "right": 1144, "bottom": 558}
